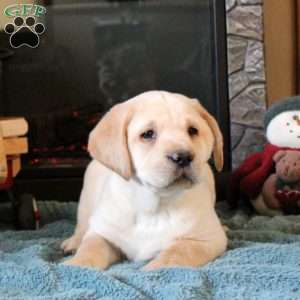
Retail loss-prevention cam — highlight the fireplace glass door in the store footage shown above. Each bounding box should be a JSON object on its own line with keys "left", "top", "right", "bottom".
{"left": 0, "top": 0, "right": 229, "bottom": 188}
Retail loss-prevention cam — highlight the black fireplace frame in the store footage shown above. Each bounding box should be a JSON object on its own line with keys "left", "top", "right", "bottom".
{"left": 210, "top": 0, "right": 231, "bottom": 171}
{"left": 0, "top": 0, "right": 230, "bottom": 201}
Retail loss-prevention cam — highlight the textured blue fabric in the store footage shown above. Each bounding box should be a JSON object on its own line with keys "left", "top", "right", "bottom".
{"left": 1, "top": 202, "right": 300, "bottom": 299}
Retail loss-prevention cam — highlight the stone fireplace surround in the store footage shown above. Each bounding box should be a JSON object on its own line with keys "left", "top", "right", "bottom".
{"left": 226, "top": 0, "right": 266, "bottom": 169}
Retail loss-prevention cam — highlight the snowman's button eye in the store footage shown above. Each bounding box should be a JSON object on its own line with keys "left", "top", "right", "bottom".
{"left": 287, "top": 123, "right": 290, "bottom": 126}
{"left": 293, "top": 115, "right": 299, "bottom": 120}
{"left": 290, "top": 130, "right": 294, "bottom": 133}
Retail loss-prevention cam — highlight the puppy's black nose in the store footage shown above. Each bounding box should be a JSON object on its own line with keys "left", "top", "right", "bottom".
{"left": 167, "top": 151, "right": 194, "bottom": 168}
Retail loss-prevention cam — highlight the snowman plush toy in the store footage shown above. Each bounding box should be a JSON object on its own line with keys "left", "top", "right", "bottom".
{"left": 231, "top": 96, "right": 300, "bottom": 215}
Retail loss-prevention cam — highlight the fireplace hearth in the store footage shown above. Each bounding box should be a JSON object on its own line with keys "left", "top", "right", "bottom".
{"left": 0, "top": 0, "right": 229, "bottom": 201}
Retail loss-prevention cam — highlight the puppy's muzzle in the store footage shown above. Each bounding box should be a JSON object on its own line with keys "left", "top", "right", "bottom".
{"left": 167, "top": 151, "right": 194, "bottom": 168}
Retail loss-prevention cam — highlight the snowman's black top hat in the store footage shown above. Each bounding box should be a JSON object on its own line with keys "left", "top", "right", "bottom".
{"left": 264, "top": 96, "right": 300, "bottom": 130}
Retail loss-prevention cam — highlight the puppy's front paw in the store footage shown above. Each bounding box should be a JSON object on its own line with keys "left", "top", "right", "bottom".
{"left": 61, "top": 235, "right": 82, "bottom": 254}
{"left": 143, "top": 258, "right": 172, "bottom": 271}
{"left": 63, "top": 255, "right": 105, "bottom": 269}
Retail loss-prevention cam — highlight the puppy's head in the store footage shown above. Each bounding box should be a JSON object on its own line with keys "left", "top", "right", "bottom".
{"left": 88, "top": 91, "right": 223, "bottom": 191}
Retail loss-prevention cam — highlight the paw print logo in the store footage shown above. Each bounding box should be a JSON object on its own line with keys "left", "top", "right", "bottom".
{"left": 4, "top": 16, "right": 45, "bottom": 48}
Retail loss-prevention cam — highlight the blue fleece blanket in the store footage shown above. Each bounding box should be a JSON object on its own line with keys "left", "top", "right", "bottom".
{"left": 1, "top": 201, "right": 300, "bottom": 300}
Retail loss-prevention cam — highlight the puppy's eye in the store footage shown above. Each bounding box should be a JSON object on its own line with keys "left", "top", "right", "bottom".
{"left": 141, "top": 129, "right": 156, "bottom": 140}
{"left": 188, "top": 126, "right": 198, "bottom": 137}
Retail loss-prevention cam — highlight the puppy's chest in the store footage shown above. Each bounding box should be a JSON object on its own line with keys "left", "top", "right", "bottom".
{"left": 90, "top": 204, "right": 193, "bottom": 261}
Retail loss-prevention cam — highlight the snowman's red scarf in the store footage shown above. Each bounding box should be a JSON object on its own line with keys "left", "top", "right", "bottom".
{"left": 230, "top": 143, "right": 300, "bottom": 203}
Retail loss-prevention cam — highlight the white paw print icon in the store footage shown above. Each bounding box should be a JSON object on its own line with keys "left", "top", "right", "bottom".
{"left": 4, "top": 16, "right": 45, "bottom": 48}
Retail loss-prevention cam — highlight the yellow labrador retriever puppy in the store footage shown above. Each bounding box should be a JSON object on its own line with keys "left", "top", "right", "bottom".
{"left": 61, "top": 91, "right": 227, "bottom": 270}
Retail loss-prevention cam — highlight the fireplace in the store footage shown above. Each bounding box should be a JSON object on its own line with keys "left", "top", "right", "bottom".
{"left": 0, "top": 0, "right": 230, "bottom": 201}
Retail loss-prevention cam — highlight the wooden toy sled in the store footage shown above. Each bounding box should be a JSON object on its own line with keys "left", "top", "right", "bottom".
{"left": 0, "top": 117, "right": 28, "bottom": 190}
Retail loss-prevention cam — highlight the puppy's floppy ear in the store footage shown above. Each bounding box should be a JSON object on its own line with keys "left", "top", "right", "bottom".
{"left": 192, "top": 99, "right": 224, "bottom": 172}
{"left": 88, "top": 102, "right": 133, "bottom": 180}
